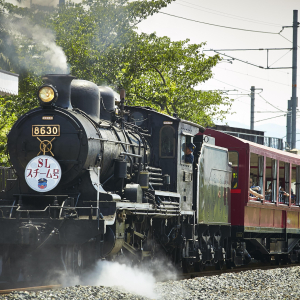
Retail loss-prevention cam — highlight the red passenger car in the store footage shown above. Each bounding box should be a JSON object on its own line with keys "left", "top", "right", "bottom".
{"left": 205, "top": 129, "right": 300, "bottom": 263}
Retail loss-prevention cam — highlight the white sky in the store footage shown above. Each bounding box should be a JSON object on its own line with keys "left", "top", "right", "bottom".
{"left": 137, "top": 0, "right": 300, "bottom": 147}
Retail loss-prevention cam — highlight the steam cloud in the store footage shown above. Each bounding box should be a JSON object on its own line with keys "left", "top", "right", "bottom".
{"left": 4, "top": 2, "right": 70, "bottom": 74}
{"left": 8, "top": 0, "right": 83, "bottom": 8}
{"left": 59, "top": 259, "right": 178, "bottom": 299}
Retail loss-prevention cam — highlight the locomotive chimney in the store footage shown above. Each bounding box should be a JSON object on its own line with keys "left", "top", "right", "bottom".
{"left": 42, "top": 74, "right": 75, "bottom": 109}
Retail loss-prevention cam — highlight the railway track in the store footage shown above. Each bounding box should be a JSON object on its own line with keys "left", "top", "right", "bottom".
{"left": 0, "top": 284, "right": 61, "bottom": 295}
{"left": 1, "top": 262, "right": 299, "bottom": 295}
{"left": 178, "top": 262, "right": 300, "bottom": 281}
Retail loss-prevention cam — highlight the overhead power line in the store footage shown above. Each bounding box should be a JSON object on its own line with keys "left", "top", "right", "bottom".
{"left": 174, "top": 0, "right": 281, "bottom": 27}
{"left": 258, "top": 94, "right": 286, "bottom": 112}
{"left": 212, "top": 78, "right": 249, "bottom": 92}
{"left": 176, "top": 0, "right": 282, "bottom": 27}
{"left": 279, "top": 33, "right": 300, "bottom": 48}
{"left": 158, "top": 12, "right": 280, "bottom": 34}
{"left": 212, "top": 77, "right": 288, "bottom": 113}
{"left": 214, "top": 66, "right": 293, "bottom": 88}
{"left": 268, "top": 49, "right": 292, "bottom": 67}
{"left": 255, "top": 111, "right": 290, "bottom": 113}
{"left": 255, "top": 113, "right": 287, "bottom": 123}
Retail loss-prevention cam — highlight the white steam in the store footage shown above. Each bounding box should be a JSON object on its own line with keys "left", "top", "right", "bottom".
{"left": 41, "top": 31, "right": 69, "bottom": 74}
{"left": 60, "top": 259, "right": 178, "bottom": 299}
{"left": 85, "top": 261, "right": 157, "bottom": 298}
{"left": 7, "top": 0, "right": 83, "bottom": 8}
{"left": 21, "top": 23, "right": 69, "bottom": 74}
{"left": 5, "top": 6, "right": 69, "bottom": 74}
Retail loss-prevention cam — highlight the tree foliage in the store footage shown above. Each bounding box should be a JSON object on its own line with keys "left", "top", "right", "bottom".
{"left": 0, "top": 0, "right": 233, "bottom": 165}
{"left": 118, "top": 33, "right": 231, "bottom": 125}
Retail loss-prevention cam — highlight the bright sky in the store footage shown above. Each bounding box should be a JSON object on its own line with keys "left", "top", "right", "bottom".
{"left": 137, "top": 0, "right": 300, "bottom": 147}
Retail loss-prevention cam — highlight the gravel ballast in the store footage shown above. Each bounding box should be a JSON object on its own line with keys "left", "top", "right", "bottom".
{"left": 1, "top": 266, "right": 300, "bottom": 300}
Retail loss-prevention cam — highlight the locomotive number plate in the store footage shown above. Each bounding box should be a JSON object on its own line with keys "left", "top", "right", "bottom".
{"left": 32, "top": 125, "right": 60, "bottom": 137}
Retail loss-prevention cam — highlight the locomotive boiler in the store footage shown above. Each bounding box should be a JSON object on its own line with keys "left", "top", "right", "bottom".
{"left": 0, "top": 74, "right": 234, "bottom": 282}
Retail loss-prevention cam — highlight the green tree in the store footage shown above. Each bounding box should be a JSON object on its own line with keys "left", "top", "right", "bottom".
{"left": 117, "top": 33, "right": 232, "bottom": 125}
{"left": 0, "top": 0, "right": 232, "bottom": 165}
{"left": 50, "top": 2, "right": 232, "bottom": 125}
{"left": 0, "top": 0, "right": 175, "bottom": 164}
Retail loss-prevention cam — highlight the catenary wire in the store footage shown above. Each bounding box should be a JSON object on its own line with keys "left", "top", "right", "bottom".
{"left": 279, "top": 33, "right": 300, "bottom": 49}
{"left": 269, "top": 49, "right": 292, "bottom": 67}
{"left": 211, "top": 78, "right": 250, "bottom": 92}
{"left": 258, "top": 94, "right": 286, "bottom": 112}
{"left": 212, "top": 78, "right": 286, "bottom": 112}
{"left": 214, "top": 67, "right": 294, "bottom": 88}
{"left": 255, "top": 111, "right": 289, "bottom": 113}
{"left": 176, "top": 0, "right": 282, "bottom": 27}
{"left": 158, "top": 12, "right": 280, "bottom": 34}
{"left": 255, "top": 113, "right": 287, "bottom": 123}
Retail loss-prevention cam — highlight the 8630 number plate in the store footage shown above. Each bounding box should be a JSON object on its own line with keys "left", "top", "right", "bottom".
{"left": 32, "top": 125, "right": 60, "bottom": 137}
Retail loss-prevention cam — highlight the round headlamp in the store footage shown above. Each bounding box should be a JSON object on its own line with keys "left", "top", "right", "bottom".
{"left": 38, "top": 85, "right": 58, "bottom": 105}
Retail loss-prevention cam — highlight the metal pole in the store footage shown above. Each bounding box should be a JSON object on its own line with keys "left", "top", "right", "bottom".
{"left": 291, "top": 10, "right": 298, "bottom": 149}
{"left": 287, "top": 99, "right": 292, "bottom": 149}
{"left": 97, "top": 166, "right": 100, "bottom": 230}
{"left": 250, "top": 86, "right": 255, "bottom": 130}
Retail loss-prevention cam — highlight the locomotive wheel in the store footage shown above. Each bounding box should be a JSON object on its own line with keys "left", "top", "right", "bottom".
{"left": 102, "top": 227, "right": 115, "bottom": 257}
{"left": 194, "top": 261, "right": 205, "bottom": 272}
{"left": 7, "top": 256, "right": 23, "bottom": 283}
{"left": 225, "top": 259, "right": 234, "bottom": 269}
{"left": 3, "top": 246, "right": 23, "bottom": 283}
{"left": 182, "top": 259, "right": 195, "bottom": 273}
{"left": 215, "top": 260, "right": 224, "bottom": 270}
{"left": 62, "top": 245, "right": 83, "bottom": 275}
{"left": 275, "top": 254, "right": 288, "bottom": 266}
{"left": 260, "top": 254, "right": 271, "bottom": 264}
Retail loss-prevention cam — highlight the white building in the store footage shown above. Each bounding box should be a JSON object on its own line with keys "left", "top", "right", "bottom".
{"left": 0, "top": 70, "right": 19, "bottom": 96}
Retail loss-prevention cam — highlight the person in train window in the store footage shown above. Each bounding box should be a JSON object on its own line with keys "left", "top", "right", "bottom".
{"left": 266, "top": 183, "right": 272, "bottom": 194}
{"left": 185, "top": 143, "right": 196, "bottom": 164}
{"left": 249, "top": 177, "right": 263, "bottom": 200}
{"left": 278, "top": 186, "right": 289, "bottom": 203}
{"left": 291, "top": 189, "right": 295, "bottom": 204}
{"left": 279, "top": 186, "right": 289, "bottom": 197}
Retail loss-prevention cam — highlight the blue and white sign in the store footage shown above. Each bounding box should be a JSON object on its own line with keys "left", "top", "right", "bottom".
{"left": 25, "top": 155, "right": 61, "bottom": 192}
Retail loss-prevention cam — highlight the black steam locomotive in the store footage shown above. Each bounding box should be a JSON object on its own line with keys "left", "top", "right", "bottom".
{"left": 0, "top": 74, "right": 234, "bottom": 281}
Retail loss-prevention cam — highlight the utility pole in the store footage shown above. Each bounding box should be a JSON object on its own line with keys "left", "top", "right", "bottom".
{"left": 250, "top": 86, "right": 262, "bottom": 130}
{"left": 250, "top": 86, "right": 255, "bottom": 130}
{"left": 291, "top": 10, "right": 298, "bottom": 149}
{"left": 205, "top": 12, "right": 298, "bottom": 148}
{"left": 287, "top": 100, "right": 292, "bottom": 149}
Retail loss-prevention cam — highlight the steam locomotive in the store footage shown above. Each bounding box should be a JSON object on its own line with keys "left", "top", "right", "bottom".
{"left": 0, "top": 74, "right": 235, "bottom": 282}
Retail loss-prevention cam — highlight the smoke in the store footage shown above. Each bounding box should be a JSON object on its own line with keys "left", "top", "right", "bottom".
{"left": 15, "top": 21, "right": 69, "bottom": 74}
{"left": 59, "top": 259, "right": 178, "bottom": 299}
{"left": 4, "top": 2, "right": 70, "bottom": 74}
{"left": 7, "top": 0, "right": 83, "bottom": 7}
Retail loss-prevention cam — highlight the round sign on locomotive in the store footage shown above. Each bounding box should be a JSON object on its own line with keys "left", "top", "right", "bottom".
{"left": 25, "top": 156, "right": 61, "bottom": 192}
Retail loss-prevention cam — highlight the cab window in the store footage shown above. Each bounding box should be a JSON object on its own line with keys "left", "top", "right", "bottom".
{"left": 229, "top": 151, "right": 239, "bottom": 188}
{"left": 181, "top": 135, "right": 192, "bottom": 163}
{"left": 159, "top": 125, "right": 175, "bottom": 158}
